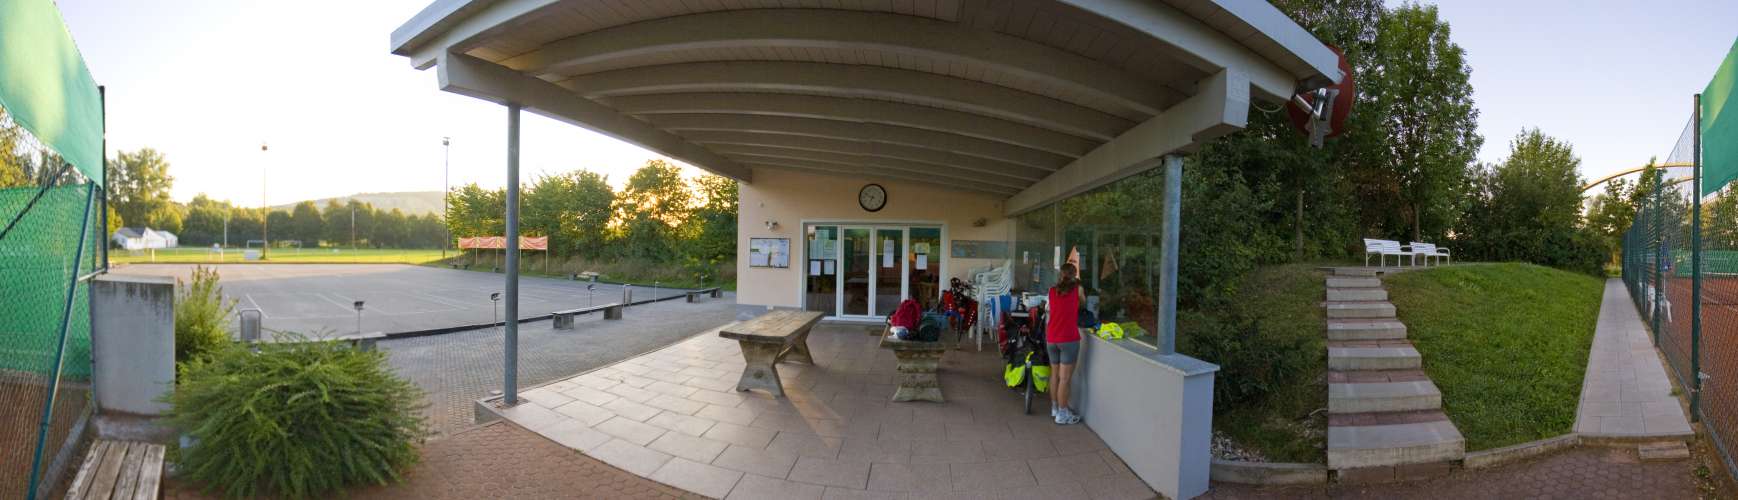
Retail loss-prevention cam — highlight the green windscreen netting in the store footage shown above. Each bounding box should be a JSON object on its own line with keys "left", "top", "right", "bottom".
{"left": 1703, "top": 37, "right": 1738, "bottom": 196}
{"left": 0, "top": 0, "right": 104, "bottom": 186}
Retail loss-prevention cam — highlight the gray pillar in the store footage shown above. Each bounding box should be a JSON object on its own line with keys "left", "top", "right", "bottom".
{"left": 504, "top": 103, "right": 521, "bottom": 405}
{"left": 92, "top": 275, "right": 175, "bottom": 416}
{"left": 1159, "top": 155, "right": 1182, "bottom": 355}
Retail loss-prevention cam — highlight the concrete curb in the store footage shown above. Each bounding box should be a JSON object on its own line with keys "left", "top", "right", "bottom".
{"left": 1579, "top": 431, "right": 1696, "bottom": 447}
{"left": 1209, "top": 460, "right": 1328, "bottom": 485}
{"left": 1464, "top": 434, "right": 1581, "bottom": 469}
{"left": 379, "top": 291, "right": 700, "bottom": 340}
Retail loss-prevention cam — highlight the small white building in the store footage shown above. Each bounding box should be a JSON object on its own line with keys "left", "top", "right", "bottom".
{"left": 111, "top": 227, "right": 178, "bottom": 250}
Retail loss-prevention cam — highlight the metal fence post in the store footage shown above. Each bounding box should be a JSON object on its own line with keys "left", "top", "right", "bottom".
{"left": 1691, "top": 93, "right": 1704, "bottom": 420}
{"left": 1654, "top": 169, "right": 1664, "bottom": 346}
{"left": 25, "top": 184, "right": 95, "bottom": 500}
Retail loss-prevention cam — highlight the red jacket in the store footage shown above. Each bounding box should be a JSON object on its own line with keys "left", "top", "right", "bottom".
{"left": 890, "top": 299, "right": 922, "bottom": 329}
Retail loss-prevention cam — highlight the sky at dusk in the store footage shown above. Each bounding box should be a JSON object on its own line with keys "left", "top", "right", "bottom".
{"left": 53, "top": 0, "right": 1738, "bottom": 206}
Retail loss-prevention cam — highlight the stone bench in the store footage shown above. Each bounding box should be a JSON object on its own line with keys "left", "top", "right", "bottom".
{"left": 553, "top": 302, "right": 624, "bottom": 329}
{"left": 879, "top": 333, "right": 948, "bottom": 402}
{"left": 686, "top": 287, "right": 723, "bottom": 303}
{"left": 66, "top": 440, "right": 165, "bottom": 500}
{"left": 719, "top": 310, "right": 824, "bottom": 397}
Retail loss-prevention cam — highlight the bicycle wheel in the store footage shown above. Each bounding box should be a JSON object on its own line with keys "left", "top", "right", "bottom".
{"left": 1022, "top": 361, "right": 1035, "bottom": 415}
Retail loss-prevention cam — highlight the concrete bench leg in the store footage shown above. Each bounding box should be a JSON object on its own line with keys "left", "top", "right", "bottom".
{"left": 553, "top": 314, "right": 574, "bottom": 330}
{"left": 890, "top": 349, "right": 945, "bottom": 402}
{"left": 687, "top": 293, "right": 698, "bottom": 303}
{"left": 735, "top": 342, "right": 787, "bottom": 397}
{"left": 785, "top": 329, "right": 815, "bottom": 364}
{"left": 604, "top": 306, "right": 623, "bottom": 320}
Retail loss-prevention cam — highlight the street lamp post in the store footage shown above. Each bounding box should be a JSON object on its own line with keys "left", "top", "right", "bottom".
{"left": 260, "top": 142, "right": 269, "bottom": 259}
{"left": 442, "top": 136, "right": 451, "bottom": 259}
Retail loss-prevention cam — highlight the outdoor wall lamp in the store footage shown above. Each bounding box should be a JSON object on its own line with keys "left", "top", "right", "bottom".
{"left": 764, "top": 219, "right": 779, "bottom": 230}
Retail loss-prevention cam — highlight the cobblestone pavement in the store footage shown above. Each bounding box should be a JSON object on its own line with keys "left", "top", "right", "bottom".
{"left": 1201, "top": 446, "right": 1705, "bottom": 499}
{"left": 381, "top": 295, "right": 738, "bottom": 435}
{"left": 165, "top": 420, "right": 703, "bottom": 500}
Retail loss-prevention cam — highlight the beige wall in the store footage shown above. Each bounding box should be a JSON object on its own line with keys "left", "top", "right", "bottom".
{"left": 736, "top": 168, "right": 1012, "bottom": 312}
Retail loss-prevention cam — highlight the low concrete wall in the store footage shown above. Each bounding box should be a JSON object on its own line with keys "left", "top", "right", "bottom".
{"left": 91, "top": 274, "right": 175, "bottom": 416}
{"left": 1210, "top": 460, "right": 1328, "bottom": 485}
{"left": 1076, "top": 334, "right": 1218, "bottom": 499}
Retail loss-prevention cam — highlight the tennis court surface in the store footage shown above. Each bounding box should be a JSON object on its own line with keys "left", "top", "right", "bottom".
{"left": 109, "top": 264, "right": 697, "bottom": 338}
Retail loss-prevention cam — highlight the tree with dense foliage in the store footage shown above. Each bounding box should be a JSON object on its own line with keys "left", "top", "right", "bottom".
{"left": 614, "top": 160, "right": 692, "bottom": 260}
{"left": 685, "top": 174, "right": 738, "bottom": 265}
{"left": 110, "top": 148, "right": 177, "bottom": 230}
{"left": 1455, "top": 129, "right": 1603, "bottom": 273}
{"left": 522, "top": 170, "right": 615, "bottom": 257}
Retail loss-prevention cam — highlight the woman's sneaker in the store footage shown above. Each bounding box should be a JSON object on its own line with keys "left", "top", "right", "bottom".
{"left": 1057, "top": 409, "right": 1082, "bottom": 425}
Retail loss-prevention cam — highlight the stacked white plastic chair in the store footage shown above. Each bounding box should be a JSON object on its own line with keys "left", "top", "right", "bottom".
{"left": 969, "top": 264, "right": 1012, "bottom": 351}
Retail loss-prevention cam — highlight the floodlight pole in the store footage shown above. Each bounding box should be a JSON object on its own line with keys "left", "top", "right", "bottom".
{"left": 442, "top": 136, "right": 451, "bottom": 259}
{"left": 1158, "top": 154, "right": 1182, "bottom": 355}
{"left": 261, "top": 142, "right": 269, "bottom": 259}
{"left": 503, "top": 104, "right": 522, "bottom": 406}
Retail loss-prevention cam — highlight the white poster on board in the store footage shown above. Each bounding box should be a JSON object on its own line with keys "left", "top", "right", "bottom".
{"left": 809, "top": 260, "right": 822, "bottom": 275}
{"left": 824, "top": 260, "right": 836, "bottom": 275}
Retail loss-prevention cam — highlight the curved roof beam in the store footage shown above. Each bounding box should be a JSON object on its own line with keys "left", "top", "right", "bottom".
{"left": 743, "top": 161, "right": 1021, "bottom": 197}
{"left": 557, "top": 61, "right": 1133, "bottom": 141}
{"left": 600, "top": 93, "right": 1099, "bottom": 158}
{"left": 498, "top": 9, "right": 1173, "bottom": 118}
{"left": 646, "top": 114, "right": 1069, "bottom": 172}
{"left": 718, "top": 150, "right": 1031, "bottom": 190}
{"left": 707, "top": 144, "right": 1038, "bottom": 187}
{"left": 675, "top": 130, "right": 1054, "bottom": 181}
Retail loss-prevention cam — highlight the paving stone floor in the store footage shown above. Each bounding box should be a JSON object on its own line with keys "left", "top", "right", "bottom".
{"left": 1575, "top": 279, "right": 1693, "bottom": 438}
{"left": 494, "top": 323, "right": 1159, "bottom": 499}
{"left": 1200, "top": 446, "right": 1704, "bottom": 499}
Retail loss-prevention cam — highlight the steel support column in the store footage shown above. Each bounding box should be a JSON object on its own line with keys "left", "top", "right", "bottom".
{"left": 1159, "top": 154, "right": 1183, "bottom": 355}
{"left": 504, "top": 103, "right": 522, "bottom": 405}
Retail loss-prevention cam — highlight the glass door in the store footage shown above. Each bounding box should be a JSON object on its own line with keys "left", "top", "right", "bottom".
{"left": 804, "top": 225, "right": 838, "bottom": 316}
{"left": 910, "top": 227, "right": 942, "bottom": 310}
{"left": 841, "top": 227, "right": 872, "bottom": 316}
{"left": 874, "top": 228, "right": 906, "bottom": 315}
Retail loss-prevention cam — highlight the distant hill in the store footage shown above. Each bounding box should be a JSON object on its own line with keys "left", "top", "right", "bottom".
{"left": 272, "top": 191, "right": 444, "bottom": 216}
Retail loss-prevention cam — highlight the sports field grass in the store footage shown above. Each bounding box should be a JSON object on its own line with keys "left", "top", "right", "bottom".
{"left": 1385, "top": 263, "right": 1603, "bottom": 451}
{"left": 108, "top": 247, "right": 447, "bottom": 264}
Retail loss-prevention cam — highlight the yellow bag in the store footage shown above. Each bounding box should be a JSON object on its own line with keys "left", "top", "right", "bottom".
{"left": 1096, "top": 322, "right": 1125, "bottom": 340}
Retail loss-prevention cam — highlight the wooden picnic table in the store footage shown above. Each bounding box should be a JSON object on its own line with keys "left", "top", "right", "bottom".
{"left": 719, "top": 310, "right": 824, "bottom": 397}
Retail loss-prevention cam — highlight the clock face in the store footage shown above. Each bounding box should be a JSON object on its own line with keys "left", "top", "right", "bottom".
{"left": 859, "top": 184, "right": 887, "bottom": 212}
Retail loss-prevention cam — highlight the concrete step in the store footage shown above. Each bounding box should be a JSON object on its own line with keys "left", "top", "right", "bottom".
{"left": 1328, "top": 417, "right": 1465, "bottom": 469}
{"left": 1332, "top": 267, "right": 1379, "bottom": 277}
{"left": 1326, "top": 320, "right": 1407, "bottom": 341}
{"left": 1326, "top": 277, "right": 1382, "bottom": 289}
{"left": 1329, "top": 345, "right": 1421, "bottom": 371}
{"left": 1639, "top": 442, "right": 1691, "bottom": 461}
{"left": 1329, "top": 380, "right": 1442, "bottom": 414}
{"left": 1325, "top": 301, "right": 1396, "bottom": 319}
{"left": 1327, "top": 288, "right": 1388, "bottom": 302}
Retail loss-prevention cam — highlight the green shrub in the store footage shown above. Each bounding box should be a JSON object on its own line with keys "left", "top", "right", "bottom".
{"left": 167, "top": 337, "right": 427, "bottom": 498}
{"left": 175, "top": 265, "right": 234, "bottom": 363}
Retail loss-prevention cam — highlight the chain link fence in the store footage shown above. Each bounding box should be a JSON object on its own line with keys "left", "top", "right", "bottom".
{"left": 0, "top": 126, "right": 103, "bottom": 498}
{"left": 1621, "top": 104, "right": 1738, "bottom": 484}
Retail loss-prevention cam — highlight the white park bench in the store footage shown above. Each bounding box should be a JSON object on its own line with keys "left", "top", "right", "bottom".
{"left": 1363, "top": 238, "right": 1415, "bottom": 267}
{"left": 1410, "top": 241, "right": 1452, "bottom": 266}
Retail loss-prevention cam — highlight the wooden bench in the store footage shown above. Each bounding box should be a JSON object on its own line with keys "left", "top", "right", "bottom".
{"left": 719, "top": 310, "right": 824, "bottom": 397}
{"left": 65, "top": 440, "right": 165, "bottom": 500}
{"left": 553, "top": 302, "right": 624, "bottom": 329}
{"left": 879, "top": 333, "right": 948, "bottom": 403}
{"left": 686, "top": 287, "right": 723, "bottom": 303}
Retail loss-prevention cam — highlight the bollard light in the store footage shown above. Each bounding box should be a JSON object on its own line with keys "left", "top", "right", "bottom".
{"left": 353, "top": 300, "right": 365, "bottom": 335}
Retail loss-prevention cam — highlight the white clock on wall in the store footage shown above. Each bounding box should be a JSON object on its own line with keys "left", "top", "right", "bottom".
{"left": 858, "top": 183, "right": 887, "bottom": 212}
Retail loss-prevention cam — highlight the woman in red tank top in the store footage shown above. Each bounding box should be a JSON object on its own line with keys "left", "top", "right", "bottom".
{"left": 1046, "top": 262, "right": 1084, "bottom": 424}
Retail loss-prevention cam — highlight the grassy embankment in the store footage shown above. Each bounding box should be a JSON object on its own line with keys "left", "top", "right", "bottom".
{"left": 1188, "top": 263, "right": 1328, "bottom": 463}
{"left": 1386, "top": 263, "right": 1603, "bottom": 451}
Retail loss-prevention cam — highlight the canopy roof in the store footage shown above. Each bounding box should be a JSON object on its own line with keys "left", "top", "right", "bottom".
{"left": 392, "top": 0, "right": 1341, "bottom": 214}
